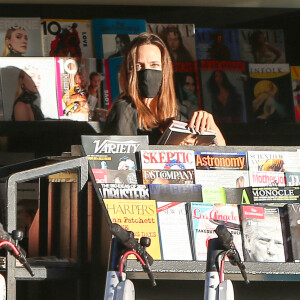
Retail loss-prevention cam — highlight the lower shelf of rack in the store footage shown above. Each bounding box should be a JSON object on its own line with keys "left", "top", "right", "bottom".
{"left": 126, "top": 260, "right": 300, "bottom": 281}
{"left": 14, "top": 263, "right": 81, "bottom": 281}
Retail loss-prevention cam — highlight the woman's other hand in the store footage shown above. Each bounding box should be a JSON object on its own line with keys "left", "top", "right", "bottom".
{"left": 188, "top": 110, "right": 226, "bottom": 145}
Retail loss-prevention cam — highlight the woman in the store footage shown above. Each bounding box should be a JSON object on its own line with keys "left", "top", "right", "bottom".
{"left": 3, "top": 27, "right": 28, "bottom": 57}
{"left": 12, "top": 69, "right": 44, "bottom": 121}
{"left": 104, "top": 32, "right": 225, "bottom": 145}
{"left": 108, "top": 34, "right": 131, "bottom": 58}
{"left": 250, "top": 30, "right": 282, "bottom": 63}
{"left": 160, "top": 26, "right": 193, "bottom": 62}
{"left": 207, "top": 70, "right": 243, "bottom": 123}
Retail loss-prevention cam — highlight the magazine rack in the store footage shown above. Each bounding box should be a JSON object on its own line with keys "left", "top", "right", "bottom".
{"left": 96, "top": 145, "right": 300, "bottom": 285}
{"left": 0, "top": 156, "right": 88, "bottom": 300}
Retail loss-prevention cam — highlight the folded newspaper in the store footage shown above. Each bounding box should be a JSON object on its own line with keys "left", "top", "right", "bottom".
{"left": 157, "top": 120, "right": 216, "bottom": 145}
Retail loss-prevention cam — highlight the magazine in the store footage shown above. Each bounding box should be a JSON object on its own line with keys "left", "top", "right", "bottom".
{"left": 285, "top": 171, "right": 300, "bottom": 186}
{"left": 190, "top": 202, "right": 243, "bottom": 261}
{"left": 139, "top": 149, "right": 196, "bottom": 184}
{"left": 147, "top": 23, "right": 196, "bottom": 62}
{"left": 92, "top": 18, "right": 146, "bottom": 58}
{"left": 290, "top": 66, "right": 300, "bottom": 123}
{"left": 225, "top": 187, "right": 254, "bottom": 205}
{"left": 247, "top": 150, "right": 300, "bottom": 172}
{"left": 55, "top": 57, "right": 103, "bottom": 121}
{"left": 0, "top": 57, "right": 58, "bottom": 120}
{"left": 240, "top": 205, "right": 285, "bottom": 262}
{"left": 99, "top": 183, "right": 149, "bottom": 199}
{"left": 283, "top": 203, "right": 300, "bottom": 262}
{"left": 0, "top": 17, "right": 42, "bottom": 57}
{"left": 157, "top": 120, "right": 216, "bottom": 146}
{"left": 252, "top": 186, "right": 300, "bottom": 206}
{"left": 157, "top": 202, "right": 193, "bottom": 260}
{"left": 238, "top": 29, "right": 286, "bottom": 63}
{"left": 248, "top": 63, "right": 294, "bottom": 122}
{"left": 249, "top": 171, "right": 285, "bottom": 187}
{"left": 149, "top": 183, "right": 202, "bottom": 202}
{"left": 172, "top": 61, "right": 201, "bottom": 120}
{"left": 104, "top": 56, "right": 123, "bottom": 109}
{"left": 195, "top": 28, "right": 240, "bottom": 61}
{"left": 103, "top": 198, "right": 161, "bottom": 260}
{"left": 201, "top": 187, "right": 226, "bottom": 204}
{"left": 41, "top": 19, "right": 94, "bottom": 58}
{"left": 195, "top": 170, "right": 250, "bottom": 188}
{"left": 199, "top": 60, "right": 248, "bottom": 123}
{"left": 195, "top": 151, "right": 248, "bottom": 170}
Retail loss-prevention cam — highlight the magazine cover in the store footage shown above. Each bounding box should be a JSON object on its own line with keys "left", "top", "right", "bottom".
{"left": 225, "top": 187, "right": 254, "bottom": 205}
{"left": 190, "top": 202, "right": 243, "bottom": 261}
{"left": 195, "top": 170, "right": 250, "bottom": 188}
{"left": 0, "top": 18, "right": 42, "bottom": 57}
{"left": 92, "top": 18, "right": 146, "bottom": 58}
{"left": 201, "top": 187, "right": 226, "bottom": 204}
{"left": 247, "top": 150, "right": 300, "bottom": 172}
{"left": 102, "top": 33, "right": 139, "bottom": 59}
{"left": 284, "top": 203, "right": 300, "bottom": 262}
{"left": 147, "top": 23, "right": 196, "bottom": 62}
{"left": 92, "top": 169, "right": 137, "bottom": 184}
{"left": 81, "top": 135, "right": 149, "bottom": 170}
{"left": 157, "top": 202, "right": 193, "bottom": 260}
{"left": 290, "top": 66, "right": 300, "bottom": 123}
{"left": 149, "top": 183, "right": 202, "bottom": 202}
{"left": 199, "top": 60, "right": 248, "bottom": 123}
{"left": 195, "top": 28, "right": 240, "bottom": 61}
{"left": 249, "top": 171, "right": 285, "bottom": 187}
{"left": 99, "top": 183, "right": 149, "bottom": 199}
{"left": 173, "top": 61, "right": 201, "bottom": 120}
{"left": 238, "top": 29, "right": 286, "bottom": 63}
{"left": 157, "top": 120, "right": 216, "bottom": 146}
{"left": 56, "top": 57, "right": 104, "bottom": 121}
{"left": 41, "top": 19, "right": 94, "bottom": 58}
{"left": 140, "top": 149, "right": 196, "bottom": 184}
{"left": 240, "top": 205, "right": 285, "bottom": 262}
{"left": 103, "top": 198, "right": 161, "bottom": 260}
{"left": 195, "top": 151, "right": 248, "bottom": 170}
{"left": 285, "top": 171, "right": 300, "bottom": 186}
{"left": 248, "top": 63, "right": 294, "bottom": 122}
{"left": 0, "top": 57, "right": 58, "bottom": 120}
{"left": 252, "top": 186, "right": 300, "bottom": 206}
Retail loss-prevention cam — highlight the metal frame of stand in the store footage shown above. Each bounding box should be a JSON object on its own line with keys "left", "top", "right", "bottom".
{"left": 1, "top": 156, "right": 88, "bottom": 300}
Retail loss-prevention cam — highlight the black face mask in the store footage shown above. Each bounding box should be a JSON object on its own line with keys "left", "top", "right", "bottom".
{"left": 137, "top": 69, "right": 162, "bottom": 98}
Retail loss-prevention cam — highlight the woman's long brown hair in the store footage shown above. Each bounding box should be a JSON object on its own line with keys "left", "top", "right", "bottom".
{"left": 118, "top": 32, "right": 177, "bottom": 130}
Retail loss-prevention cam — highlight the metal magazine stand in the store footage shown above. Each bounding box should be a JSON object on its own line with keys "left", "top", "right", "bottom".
{"left": 100, "top": 145, "right": 300, "bottom": 284}
{"left": 0, "top": 156, "right": 88, "bottom": 300}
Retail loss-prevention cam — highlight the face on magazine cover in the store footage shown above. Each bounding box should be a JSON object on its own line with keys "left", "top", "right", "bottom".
{"left": 5, "top": 28, "right": 28, "bottom": 56}
{"left": 184, "top": 75, "right": 196, "bottom": 94}
{"left": 89, "top": 73, "right": 101, "bottom": 89}
{"left": 243, "top": 221, "right": 284, "bottom": 262}
{"left": 20, "top": 69, "right": 40, "bottom": 94}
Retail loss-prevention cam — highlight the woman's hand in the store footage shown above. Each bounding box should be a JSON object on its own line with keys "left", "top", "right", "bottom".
{"left": 188, "top": 110, "right": 226, "bottom": 146}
